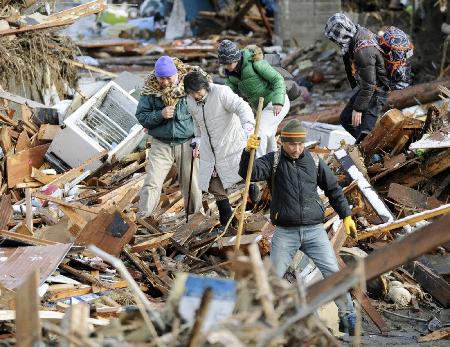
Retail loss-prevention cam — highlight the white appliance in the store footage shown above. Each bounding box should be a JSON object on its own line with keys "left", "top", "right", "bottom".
{"left": 302, "top": 121, "right": 355, "bottom": 149}
{"left": 46, "top": 81, "right": 145, "bottom": 172}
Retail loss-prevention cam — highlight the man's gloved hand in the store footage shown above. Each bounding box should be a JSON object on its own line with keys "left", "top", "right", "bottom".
{"left": 246, "top": 134, "right": 260, "bottom": 151}
{"left": 343, "top": 216, "right": 357, "bottom": 238}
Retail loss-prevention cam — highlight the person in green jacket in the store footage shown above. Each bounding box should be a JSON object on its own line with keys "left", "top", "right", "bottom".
{"left": 218, "top": 40, "right": 290, "bottom": 158}
{"left": 135, "top": 56, "right": 203, "bottom": 218}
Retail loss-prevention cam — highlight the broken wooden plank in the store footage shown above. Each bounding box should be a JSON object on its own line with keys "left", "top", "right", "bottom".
{"left": 358, "top": 202, "right": 450, "bottom": 240}
{"left": 0, "top": 244, "right": 71, "bottom": 290}
{"left": 360, "top": 109, "right": 422, "bottom": 157}
{"left": 15, "top": 130, "right": 31, "bottom": 152}
{"left": 0, "top": 195, "right": 12, "bottom": 230}
{"left": 48, "top": 0, "right": 107, "bottom": 20}
{"left": 417, "top": 328, "right": 450, "bottom": 342}
{"left": 0, "top": 18, "right": 75, "bottom": 36}
{"left": 306, "top": 212, "right": 450, "bottom": 305}
{"left": 0, "top": 127, "right": 12, "bottom": 154}
{"left": 335, "top": 149, "right": 395, "bottom": 224}
{"left": 25, "top": 188, "right": 33, "bottom": 233}
{"left": 123, "top": 246, "right": 169, "bottom": 295}
{"left": 0, "top": 230, "right": 58, "bottom": 247}
{"left": 75, "top": 209, "right": 137, "bottom": 256}
{"left": 37, "top": 124, "right": 61, "bottom": 141}
{"left": 130, "top": 232, "right": 174, "bottom": 253}
{"left": 6, "top": 144, "right": 50, "bottom": 188}
{"left": 387, "top": 149, "right": 450, "bottom": 188}
{"left": 387, "top": 183, "right": 430, "bottom": 211}
{"left": 60, "top": 303, "right": 89, "bottom": 347}
{"left": 404, "top": 261, "right": 450, "bottom": 308}
{"left": 248, "top": 243, "right": 278, "bottom": 327}
{"left": 33, "top": 191, "right": 100, "bottom": 214}
{"left": 15, "top": 270, "right": 41, "bottom": 347}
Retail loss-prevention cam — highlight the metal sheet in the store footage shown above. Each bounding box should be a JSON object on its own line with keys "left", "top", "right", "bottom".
{"left": 0, "top": 243, "right": 71, "bottom": 290}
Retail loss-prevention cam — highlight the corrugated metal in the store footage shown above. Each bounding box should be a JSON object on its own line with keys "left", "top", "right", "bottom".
{"left": 0, "top": 243, "right": 71, "bottom": 290}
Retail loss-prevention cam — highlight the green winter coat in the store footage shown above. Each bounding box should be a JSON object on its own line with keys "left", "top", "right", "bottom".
{"left": 135, "top": 94, "right": 193, "bottom": 145}
{"left": 225, "top": 48, "right": 286, "bottom": 110}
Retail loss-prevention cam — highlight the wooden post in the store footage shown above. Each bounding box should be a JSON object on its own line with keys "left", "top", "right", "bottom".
{"left": 60, "top": 303, "right": 89, "bottom": 347}
{"left": 25, "top": 188, "right": 33, "bottom": 234}
{"left": 248, "top": 243, "right": 278, "bottom": 327}
{"left": 235, "top": 97, "right": 264, "bottom": 253}
{"left": 187, "top": 288, "right": 213, "bottom": 347}
{"left": 15, "top": 270, "right": 41, "bottom": 347}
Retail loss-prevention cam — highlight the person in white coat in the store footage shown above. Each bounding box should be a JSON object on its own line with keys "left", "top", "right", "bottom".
{"left": 184, "top": 71, "right": 255, "bottom": 227}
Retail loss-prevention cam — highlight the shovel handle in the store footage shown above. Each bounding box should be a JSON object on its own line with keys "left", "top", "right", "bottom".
{"left": 234, "top": 97, "right": 264, "bottom": 252}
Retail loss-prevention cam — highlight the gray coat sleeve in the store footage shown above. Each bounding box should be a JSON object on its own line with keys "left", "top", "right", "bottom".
{"left": 317, "top": 158, "right": 352, "bottom": 219}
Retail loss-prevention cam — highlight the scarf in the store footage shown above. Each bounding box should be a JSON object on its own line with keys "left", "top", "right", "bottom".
{"left": 324, "top": 13, "right": 358, "bottom": 55}
{"left": 141, "top": 57, "right": 209, "bottom": 106}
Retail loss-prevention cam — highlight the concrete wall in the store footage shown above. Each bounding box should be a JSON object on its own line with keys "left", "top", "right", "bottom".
{"left": 275, "top": 0, "right": 341, "bottom": 47}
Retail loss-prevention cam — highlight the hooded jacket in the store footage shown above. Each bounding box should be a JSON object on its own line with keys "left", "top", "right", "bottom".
{"left": 325, "top": 14, "right": 389, "bottom": 112}
{"left": 225, "top": 48, "right": 286, "bottom": 110}
{"left": 344, "top": 27, "right": 390, "bottom": 112}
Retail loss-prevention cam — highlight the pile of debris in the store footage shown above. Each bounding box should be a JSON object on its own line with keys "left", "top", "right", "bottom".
{"left": 0, "top": 0, "right": 108, "bottom": 104}
{"left": 0, "top": 1, "right": 449, "bottom": 346}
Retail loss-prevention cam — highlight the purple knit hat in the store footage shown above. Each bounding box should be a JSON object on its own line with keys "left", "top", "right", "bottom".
{"left": 155, "top": 56, "right": 177, "bottom": 77}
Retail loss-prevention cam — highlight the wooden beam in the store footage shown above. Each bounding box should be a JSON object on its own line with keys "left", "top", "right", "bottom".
{"left": 25, "top": 188, "right": 33, "bottom": 233}
{"left": 33, "top": 191, "right": 100, "bottom": 214}
{"left": 306, "top": 213, "right": 450, "bottom": 305}
{"left": 358, "top": 203, "right": 450, "bottom": 240}
{"left": 15, "top": 270, "right": 41, "bottom": 347}
{"left": 60, "top": 303, "right": 89, "bottom": 347}
{"left": 130, "top": 232, "right": 174, "bottom": 253}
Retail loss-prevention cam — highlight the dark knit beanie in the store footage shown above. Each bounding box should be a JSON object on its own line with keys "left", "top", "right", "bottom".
{"left": 280, "top": 120, "right": 307, "bottom": 143}
{"left": 218, "top": 40, "right": 241, "bottom": 64}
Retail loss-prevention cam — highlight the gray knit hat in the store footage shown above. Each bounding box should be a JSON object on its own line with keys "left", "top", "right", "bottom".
{"left": 218, "top": 40, "right": 241, "bottom": 65}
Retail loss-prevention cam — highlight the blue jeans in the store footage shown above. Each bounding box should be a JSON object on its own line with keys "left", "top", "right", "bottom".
{"left": 271, "top": 224, "right": 354, "bottom": 316}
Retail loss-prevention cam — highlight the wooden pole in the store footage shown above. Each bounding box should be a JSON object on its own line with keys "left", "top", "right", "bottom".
{"left": 15, "top": 270, "right": 41, "bottom": 347}
{"left": 25, "top": 188, "right": 33, "bottom": 233}
{"left": 234, "top": 97, "right": 264, "bottom": 252}
{"left": 187, "top": 288, "right": 213, "bottom": 347}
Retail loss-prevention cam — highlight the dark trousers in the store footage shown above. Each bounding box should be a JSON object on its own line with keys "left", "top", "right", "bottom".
{"left": 340, "top": 89, "right": 388, "bottom": 143}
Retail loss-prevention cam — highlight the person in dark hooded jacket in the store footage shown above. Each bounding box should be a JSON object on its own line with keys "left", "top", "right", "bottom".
{"left": 325, "top": 13, "right": 390, "bottom": 143}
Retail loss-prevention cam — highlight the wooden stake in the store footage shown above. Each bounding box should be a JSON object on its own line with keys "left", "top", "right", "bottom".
{"left": 60, "top": 303, "right": 89, "bottom": 347}
{"left": 248, "top": 243, "right": 278, "bottom": 327}
{"left": 187, "top": 288, "right": 213, "bottom": 347}
{"left": 25, "top": 188, "right": 33, "bottom": 233}
{"left": 234, "top": 97, "right": 264, "bottom": 253}
{"left": 15, "top": 270, "right": 41, "bottom": 347}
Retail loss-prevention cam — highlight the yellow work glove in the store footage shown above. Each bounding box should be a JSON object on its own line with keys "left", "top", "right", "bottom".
{"left": 343, "top": 216, "right": 357, "bottom": 238}
{"left": 246, "top": 134, "right": 260, "bottom": 151}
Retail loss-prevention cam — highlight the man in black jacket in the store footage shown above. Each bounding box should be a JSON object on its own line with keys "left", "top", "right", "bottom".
{"left": 240, "top": 119, "right": 358, "bottom": 334}
{"left": 325, "top": 13, "right": 389, "bottom": 143}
